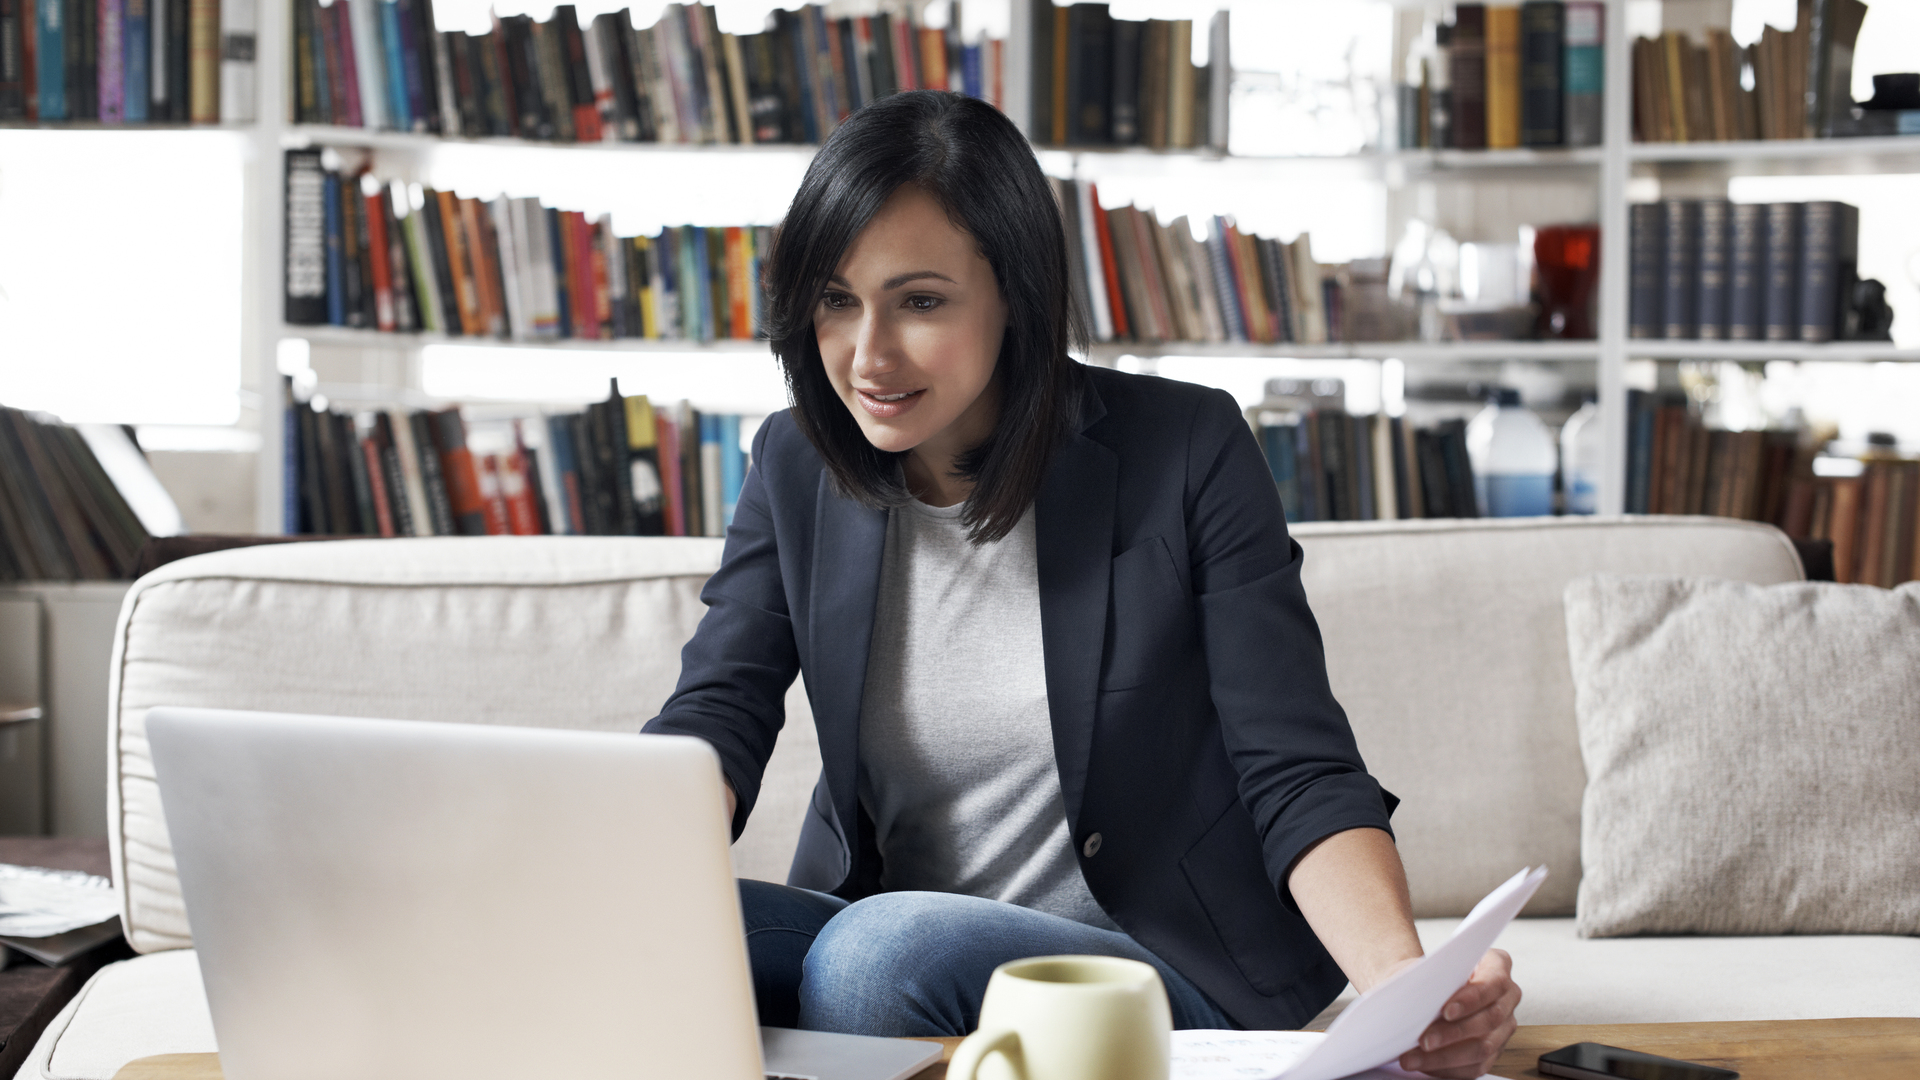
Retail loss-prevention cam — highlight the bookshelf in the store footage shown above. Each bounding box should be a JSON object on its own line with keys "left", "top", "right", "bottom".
{"left": 44, "top": 0, "right": 1884, "bottom": 531}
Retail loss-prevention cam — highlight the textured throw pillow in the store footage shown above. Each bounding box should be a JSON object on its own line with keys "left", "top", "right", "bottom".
{"left": 1564, "top": 574, "right": 1920, "bottom": 938}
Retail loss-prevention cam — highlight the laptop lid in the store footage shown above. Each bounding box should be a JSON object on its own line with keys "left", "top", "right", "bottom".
{"left": 147, "top": 707, "right": 764, "bottom": 1080}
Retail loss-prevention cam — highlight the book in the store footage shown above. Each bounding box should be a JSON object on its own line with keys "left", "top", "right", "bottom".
{"left": 1517, "top": 0, "right": 1561, "bottom": 146}
{"left": 1626, "top": 203, "right": 1661, "bottom": 338}
{"left": 184, "top": 0, "right": 213, "bottom": 120}
{"left": 1561, "top": 1, "right": 1601, "bottom": 146}
{"left": 1693, "top": 198, "right": 1730, "bottom": 341}
{"left": 1797, "top": 200, "right": 1857, "bottom": 343}
{"left": 1726, "top": 202, "right": 1766, "bottom": 341}
{"left": 1763, "top": 202, "right": 1803, "bottom": 341}
{"left": 1450, "top": 4, "right": 1487, "bottom": 150}
{"left": 1484, "top": 5, "right": 1520, "bottom": 149}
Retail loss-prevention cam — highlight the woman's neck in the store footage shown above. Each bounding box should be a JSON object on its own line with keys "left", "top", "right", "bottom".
{"left": 903, "top": 376, "right": 1001, "bottom": 508}
{"left": 904, "top": 452, "right": 971, "bottom": 508}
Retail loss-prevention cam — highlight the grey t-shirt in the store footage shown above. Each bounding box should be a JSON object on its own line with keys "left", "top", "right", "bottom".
{"left": 857, "top": 498, "right": 1118, "bottom": 931}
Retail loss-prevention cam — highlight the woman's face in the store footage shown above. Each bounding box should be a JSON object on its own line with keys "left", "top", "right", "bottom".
{"left": 814, "top": 184, "right": 1009, "bottom": 464}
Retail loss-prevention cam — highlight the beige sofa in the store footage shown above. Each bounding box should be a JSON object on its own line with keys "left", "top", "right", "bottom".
{"left": 14, "top": 518, "right": 1918, "bottom": 1080}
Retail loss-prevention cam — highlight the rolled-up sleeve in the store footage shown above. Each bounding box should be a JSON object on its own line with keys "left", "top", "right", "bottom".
{"left": 1183, "top": 389, "right": 1397, "bottom": 904}
{"left": 642, "top": 419, "right": 800, "bottom": 839}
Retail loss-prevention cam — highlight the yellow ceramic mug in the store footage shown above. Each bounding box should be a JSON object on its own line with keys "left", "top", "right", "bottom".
{"left": 946, "top": 955, "right": 1172, "bottom": 1080}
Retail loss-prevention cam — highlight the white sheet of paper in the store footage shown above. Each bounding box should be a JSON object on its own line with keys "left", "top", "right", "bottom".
{"left": 1171, "top": 1031, "right": 1495, "bottom": 1080}
{"left": 1270, "top": 865, "right": 1549, "bottom": 1080}
{"left": 0, "top": 864, "right": 121, "bottom": 937}
{"left": 1172, "top": 1030, "right": 1321, "bottom": 1079}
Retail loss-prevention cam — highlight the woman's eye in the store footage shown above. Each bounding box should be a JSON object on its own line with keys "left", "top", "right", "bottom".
{"left": 820, "top": 292, "right": 852, "bottom": 311}
{"left": 906, "top": 295, "right": 942, "bottom": 312}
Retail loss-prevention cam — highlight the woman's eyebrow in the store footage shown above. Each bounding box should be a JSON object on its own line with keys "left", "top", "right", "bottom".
{"left": 826, "top": 271, "right": 959, "bottom": 290}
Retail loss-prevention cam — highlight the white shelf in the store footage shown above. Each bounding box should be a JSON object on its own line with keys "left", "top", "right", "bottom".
{"left": 1625, "top": 341, "right": 1920, "bottom": 363}
{"left": 0, "top": 120, "right": 256, "bottom": 132}
{"left": 282, "top": 124, "right": 1607, "bottom": 175}
{"left": 1629, "top": 136, "right": 1920, "bottom": 176}
{"left": 284, "top": 125, "right": 823, "bottom": 156}
{"left": 292, "top": 325, "right": 776, "bottom": 353}
{"left": 1089, "top": 341, "right": 1600, "bottom": 362}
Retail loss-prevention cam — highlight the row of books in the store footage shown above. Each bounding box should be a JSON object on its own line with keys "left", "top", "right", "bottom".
{"left": 1622, "top": 393, "right": 1917, "bottom": 586}
{"left": 284, "top": 382, "right": 748, "bottom": 539}
{"left": 1627, "top": 200, "right": 1875, "bottom": 344}
{"left": 1252, "top": 390, "right": 1481, "bottom": 522}
{"left": 1055, "top": 179, "right": 1352, "bottom": 346}
{"left": 1631, "top": 0, "right": 1870, "bottom": 143}
{"left": 0, "top": 407, "right": 151, "bottom": 581}
{"left": 1026, "top": 2, "right": 1225, "bottom": 151}
{"left": 1801, "top": 457, "right": 1920, "bottom": 588}
{"left": 0, "top": 0, "right": 254, "bottom": 120}
{"left": 1395, "top": 2, "right": 1605, "bottom": 152}
{"left": 293, "top": 0, "right": 1002, "bottom": 143}
{"left": 284, "top": 151, "right": 768, "bottom": 341}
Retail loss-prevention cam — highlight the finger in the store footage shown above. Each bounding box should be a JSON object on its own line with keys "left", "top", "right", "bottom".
{"left": 1400, "top": 1011, "right": 1517, "bottom": 1078}
{"left": 1438, "top": 972, "right": 1500, "bottom": 1023}
{"left": 1422, "top": 982, "right": 1521, "bottom": 1049}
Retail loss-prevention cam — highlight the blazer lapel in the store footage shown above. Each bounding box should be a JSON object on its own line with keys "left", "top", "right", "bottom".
{"left": 808, "top": 473, "right": 888, "bottom": 852}
{"left": 1035, "top": 387, "right": 1118, "bottom": 829}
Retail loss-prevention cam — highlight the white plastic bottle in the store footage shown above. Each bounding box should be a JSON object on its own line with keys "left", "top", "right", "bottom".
{"left": 1560, "top": 396, "right": 1604, "bottom": 515}
{"left": 1467, "top": 388, "right": 1557, "bottom": 517}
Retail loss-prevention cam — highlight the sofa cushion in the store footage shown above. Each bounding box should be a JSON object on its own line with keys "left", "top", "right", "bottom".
{"left": 11, "top": 951, "right": 213, "bottom": 1080}
{"left": 1291, "top": 518, "right": 1803, "bottom": 918}
{"left": 1304, "top": 917, "right": 1920, "bottom": 1029}
{"left": 1565, "top": 575, "right": 1920, "bottom": 937}
{"left": 107, "top": 536, "right": 818, "bottom": 954}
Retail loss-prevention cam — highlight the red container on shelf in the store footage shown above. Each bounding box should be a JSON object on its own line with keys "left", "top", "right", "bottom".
{"left": 1533, "top": 224, "right": 1600, "bottom": 339}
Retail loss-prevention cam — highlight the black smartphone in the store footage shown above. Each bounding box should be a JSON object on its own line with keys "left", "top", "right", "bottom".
{"left": 1538, "top": 1042, "right": 1740, "bottom": 1080}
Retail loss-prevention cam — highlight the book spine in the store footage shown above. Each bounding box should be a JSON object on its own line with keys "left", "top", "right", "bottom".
{"left": 1205, "top": 10, "right": 1228, "bottom": 151}
{"left": 1517, "top": 1, "right": 1560, "bottom": 146}
{"left": 1562, "top": 1, "right": 1601, "bottom": 145}
{"left": 1206, "top": 218, "right": 1244, "bottom": 342}
{"left": 426, "top": 409, "right": 487, "bottom": 535}
{"left": 361, "top": 186, "right": 394, "bottom": 329}
{"left": 180, "top": 0, "right": 211, "bottom": 117}
{"left": 1693, "top": 198, "right": 1730, "bottom": 340}
{"left": 1485, "top": 5, "right": 1520, "bottom": 148}
{"left": 1450, "top": 4, "right": 1487, "bottom": 149}
{"left": 374, "top": 0, "right": 405, "bottom": 128}
{"left": 284, "top": 149, "right": 328, "bottom": 324}
{"left": 1109, "top": 16, "right": 1139, "bottom": 144}
{"left": 1628, "top": 202, "right": 1661, "bottom": 338}
{"left": 36, "top": 0, "right": 62, "bottom": 116}
{"left": 1763, "top": 201, "right": 1802, "bottom": 341}
{"left": 400, "top": 197, "right": 442, "bottom": 333}
{"left": 1726, "top": 202, "right": 1766, "bottom": 341}
{"left": 1659, "top": 198, "right": 1698, "bottom": 339}
{"left": 1798, "top": 200, "right": 1855, "bottom": 343}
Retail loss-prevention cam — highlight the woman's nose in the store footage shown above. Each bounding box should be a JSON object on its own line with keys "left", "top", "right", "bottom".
{"left": 852, "top": 311, "right": 900, "bottom": 379}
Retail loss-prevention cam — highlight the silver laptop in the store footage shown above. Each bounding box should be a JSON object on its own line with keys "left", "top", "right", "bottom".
{"left": 146, "top": 707, "right": 941, "bottom": 1080}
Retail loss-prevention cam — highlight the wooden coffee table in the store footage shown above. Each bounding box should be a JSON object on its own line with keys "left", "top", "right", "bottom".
{"left": 111, "top": 1018, "right": 1920, "bottom": 1079}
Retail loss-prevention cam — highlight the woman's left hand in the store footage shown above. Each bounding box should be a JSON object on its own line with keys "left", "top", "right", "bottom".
{"left": 1395, "top": 948, "right": 1521, "bottom": 1079}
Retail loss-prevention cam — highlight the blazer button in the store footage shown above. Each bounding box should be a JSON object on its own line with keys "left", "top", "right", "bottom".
{"left": 1083, "top": 832, "right": 1103, "bottom": 858}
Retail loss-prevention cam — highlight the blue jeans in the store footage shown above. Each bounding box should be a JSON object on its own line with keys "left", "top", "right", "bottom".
{"left": 738, "top": 879, "right": 1238, "bottom": 1036}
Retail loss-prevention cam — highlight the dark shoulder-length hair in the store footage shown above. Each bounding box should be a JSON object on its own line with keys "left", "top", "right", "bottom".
{"left": 763, "top": 89, "right": 1086, "bottom": 545}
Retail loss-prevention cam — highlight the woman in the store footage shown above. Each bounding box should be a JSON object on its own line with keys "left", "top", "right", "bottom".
{"left": 644, "top": 90, "right": 1519, "bottom": 1079}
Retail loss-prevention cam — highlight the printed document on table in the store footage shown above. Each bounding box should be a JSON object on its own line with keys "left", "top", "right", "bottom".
{"left": 1171, "top": 1032, "right": 1494, "bottom": 1080}
{"left": 1173, "top": 866, "right": 1547, "bottom": 1080}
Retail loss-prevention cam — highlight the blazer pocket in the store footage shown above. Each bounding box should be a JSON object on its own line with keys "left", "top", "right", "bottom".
{"left": 1102, "top": 535, "right": 1191, "bottom": 692}
{"left": 1178, "top": 801, "right": 1300, "bottom": 998}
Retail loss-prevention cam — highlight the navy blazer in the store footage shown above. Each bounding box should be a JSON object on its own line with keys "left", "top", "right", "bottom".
{"left": 644, "top": 365, "right": 1397, "bottom": 1029}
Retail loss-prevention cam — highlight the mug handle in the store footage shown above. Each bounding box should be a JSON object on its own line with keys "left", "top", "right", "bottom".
{"left": 946, "top": 1028, "right": 1025, "bottom": 1080}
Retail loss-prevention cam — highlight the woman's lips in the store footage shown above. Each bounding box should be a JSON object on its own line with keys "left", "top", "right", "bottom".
{"left": 856, "top": 387, "right": 925, "bottom": 418}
